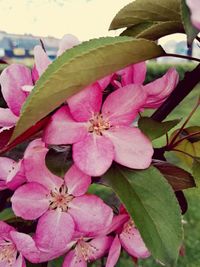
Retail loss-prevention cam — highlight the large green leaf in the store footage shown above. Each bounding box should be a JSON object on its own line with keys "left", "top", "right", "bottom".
{"left": 138, "top": 117, "right": 180, "bottom": 140}
{"left": 104, "top": 165, "right": 183, "bottom": 266}
{"left": 109, "top": 0, "right": 181, "bottom": 30}
{"left": 11, "top": 37, "right": 165, "bottom": 142}
{"left": 181, "top": 0, "right": 199, "bottom": 46}
{"left": 121, "top": 21, "right": 184, "bottom": 41}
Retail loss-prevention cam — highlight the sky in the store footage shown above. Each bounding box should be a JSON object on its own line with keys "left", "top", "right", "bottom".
{"left": 0, "top": 0, "right": 185, "bottom": 44}
{"left": 0, "top": 0, "right": 132, "bottom": 40}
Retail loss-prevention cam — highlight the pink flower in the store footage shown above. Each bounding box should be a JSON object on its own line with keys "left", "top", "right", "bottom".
{"left": 106, "top": 219, "right": 150, "bottom": 267}
{"left": 112, "top": 62, "right": 146, "bottom": 88}
{"left": 112, "top": 63, "right": 179, "bottom": 109}
{"left": 142, "top": 68, "right": 179, "bottom": 108}
{"left": 0, "top": 34, "right": 80, "bottom": 132}
{"left": 0, "top": 221, "right": 26, "bottom": 267}
{"left": 62, "top": 213, "right": 128, "bottom": 267}
{"left": 63, "top": 236, "right": 113, "bottom": 267}
{"left": 0, "top": 157, "right": 26, "bottom": 191}
{"left": 43, "top": 82, "right": 153, "bottom": 176}
{"left": 186, "top": 0, "right": 200, "bottom": 30}
{"left": 11, "top": 139, "right": 113, "bottom": 253}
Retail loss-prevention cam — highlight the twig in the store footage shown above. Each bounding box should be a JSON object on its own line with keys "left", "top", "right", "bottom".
{"left": 164, "top": 53, "right": 200, "bottom": 62}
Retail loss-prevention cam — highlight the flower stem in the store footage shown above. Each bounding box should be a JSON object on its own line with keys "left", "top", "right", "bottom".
{"left": 168, "top": 96, "right": 200, "bottom": 148}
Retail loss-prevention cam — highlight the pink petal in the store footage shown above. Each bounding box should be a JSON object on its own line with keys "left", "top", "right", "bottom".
{"left": 64, "top": 164, "right": 91, "bottom": 196}
{"left": 0, "top": 157, "right": 16, "bottom": 183}
{"left": 98, "top": 74, "right": 113, "bottom": 91}
{"left": 33, "top": 45, "right": 51, "bottom": 76}
{"left": 116, "top": 62, "right": 146, "bottom": 87}
{"left": 14, "top": 253, "right": 26, "bottom": 267}
{"left": 104, "top": 126, "right": 153, "bottom": 169}
{"left": 32, "top": 64, "right": 39, "bottom": 83}
{"left": 57, "top": 34, "right": 80, "bottom": 57}
{"left": 106, "top": 236, "right": 121, "bottom": 267}
{"left": 63, "top": 250, "right": 87, "bottom": 267}
{"left": 35, "top": 210, "right": 74, "bottom": 253}
{"left": 186, "top": 0, "right": 200, "bottom": 30}
{"left": 11, "top": 182, "right": 49, "bottom": 220}
{"left": 24, "top": 139, "right": 63, "bottom": 190}
{"left": 0, "top": 157, "right": 25, "bottom": 191}
{"left": 0, "top": 108, "right": 18, "bottom": 127}
{"left": 43, "top": 106, "right": 88, "bottom": 145}
{"left": 0, "top": 64, "right": 32, "bottom": 116}
{"left": 6, "top": 160, "right": 26, "bottom": 191}
{"left": 68, "top": 194, "right": 113, "bottom": 234}
{"left": 73, "top": 134, "right": 114, "bottom": 176}
{"left": 102, "top": 84, "right": 147, "bottom": 126}
{"left": 0, "top": 221, "right": 15, "bottom": 238}
{"left": 11, "top": 231, "right": 65, "bottom": 263}
{"left": 143, "top": 68, "right": 179, "bottom": 108}
{"left": 120, "top": 226, "right": 150, "bottom": 259}
{"left": 88, "top": 236, "right": 113, "bottom": 261}
{"left": 93, "top": 214, "right": 129, "bottom": 238}
{"left": 67, "top": 83, "right": 102, "bottom": 122}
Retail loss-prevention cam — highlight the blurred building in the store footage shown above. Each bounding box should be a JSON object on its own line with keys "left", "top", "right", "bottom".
{"left": 0, "top": 31, "right": 59, "bottom": 63}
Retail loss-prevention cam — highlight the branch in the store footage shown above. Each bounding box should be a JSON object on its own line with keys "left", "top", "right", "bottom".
{"left": 151, "top": 63, "right": 200, "bottom": 122}
{"left": 165, "top": 53, "right": 200, "bottom": 62}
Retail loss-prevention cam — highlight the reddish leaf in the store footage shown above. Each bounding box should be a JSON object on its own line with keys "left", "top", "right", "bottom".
{"left": 153, "top": 160, "right": 196, "bottom": 191}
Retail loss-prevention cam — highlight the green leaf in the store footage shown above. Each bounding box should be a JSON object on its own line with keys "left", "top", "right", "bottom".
{"left": 138, "top": 117, "right": 180, "bottom": 140}
{"left": 153, "top": 160, "right": 196, "bottom": 191}
{"left": 109, "top": 0, "right": 181, "bottom": 30}
{"left": 11, "top": 37, "right": 165, "bottom": 142}
{"left": 104, "top": 165, "right": 183, "bottom": 267}
{"left": 181, "top": 0, "right": 199, "bottom": 46}
{"left": 121, "top": 21, "right": 184, "bottom": 41}
{"left": 0, "top": 208, "right": 16, "bottom": 221}
{"left": 192, "top": 158, "right": 200, "bottom": 187}
{"left": 45, "top": 145, "right": 72, "bottom": 177}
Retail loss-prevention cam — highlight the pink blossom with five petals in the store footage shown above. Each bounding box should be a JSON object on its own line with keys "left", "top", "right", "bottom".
{"left": 11, "top": 139, "right": 113, "bottom": 253}
{"left": 43, "top": 82, "right": 153, "bottom": 176}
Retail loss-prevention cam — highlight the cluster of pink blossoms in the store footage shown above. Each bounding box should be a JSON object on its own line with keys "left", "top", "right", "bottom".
{"left": 0, "top": 34, "right": 179, "bottom": 266}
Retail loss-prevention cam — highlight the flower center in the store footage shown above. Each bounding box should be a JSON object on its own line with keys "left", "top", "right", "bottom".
{"left": 48, "top": 185, "right": 74, "bottom": 212}
{"left": 0, "top": 241, "right": 16, "bottom": 266}
{"left": 76, "top": 239, "right": 98, "bottom": 262}
{"left": 123, "top": 220, "right": 134, "bottom": 234}
{"left": 88, "top": 113, "right": 110, "bottom": 135}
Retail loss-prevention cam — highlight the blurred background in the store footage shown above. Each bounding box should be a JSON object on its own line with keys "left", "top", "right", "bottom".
{"left": 0, "top": 1, "right": 200, "bottom": 267}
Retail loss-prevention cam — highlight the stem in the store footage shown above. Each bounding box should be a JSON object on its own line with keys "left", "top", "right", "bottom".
{"left": 151, "top": 63, "right": 200, "bottom": 122}
{"left": 165, "top": 53, "right": 200, "bottom": 62}
{"left": 168, "top": 96, "right": 200, "bottom": 147}
{"left": 196, "top": 36, "right": 200, "bottom": 43}
{"left": 166, "top": 133, "right": 169, "bottom": 146}
{"left": 171, "top": 130, "right": 200, "bottom": 148}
